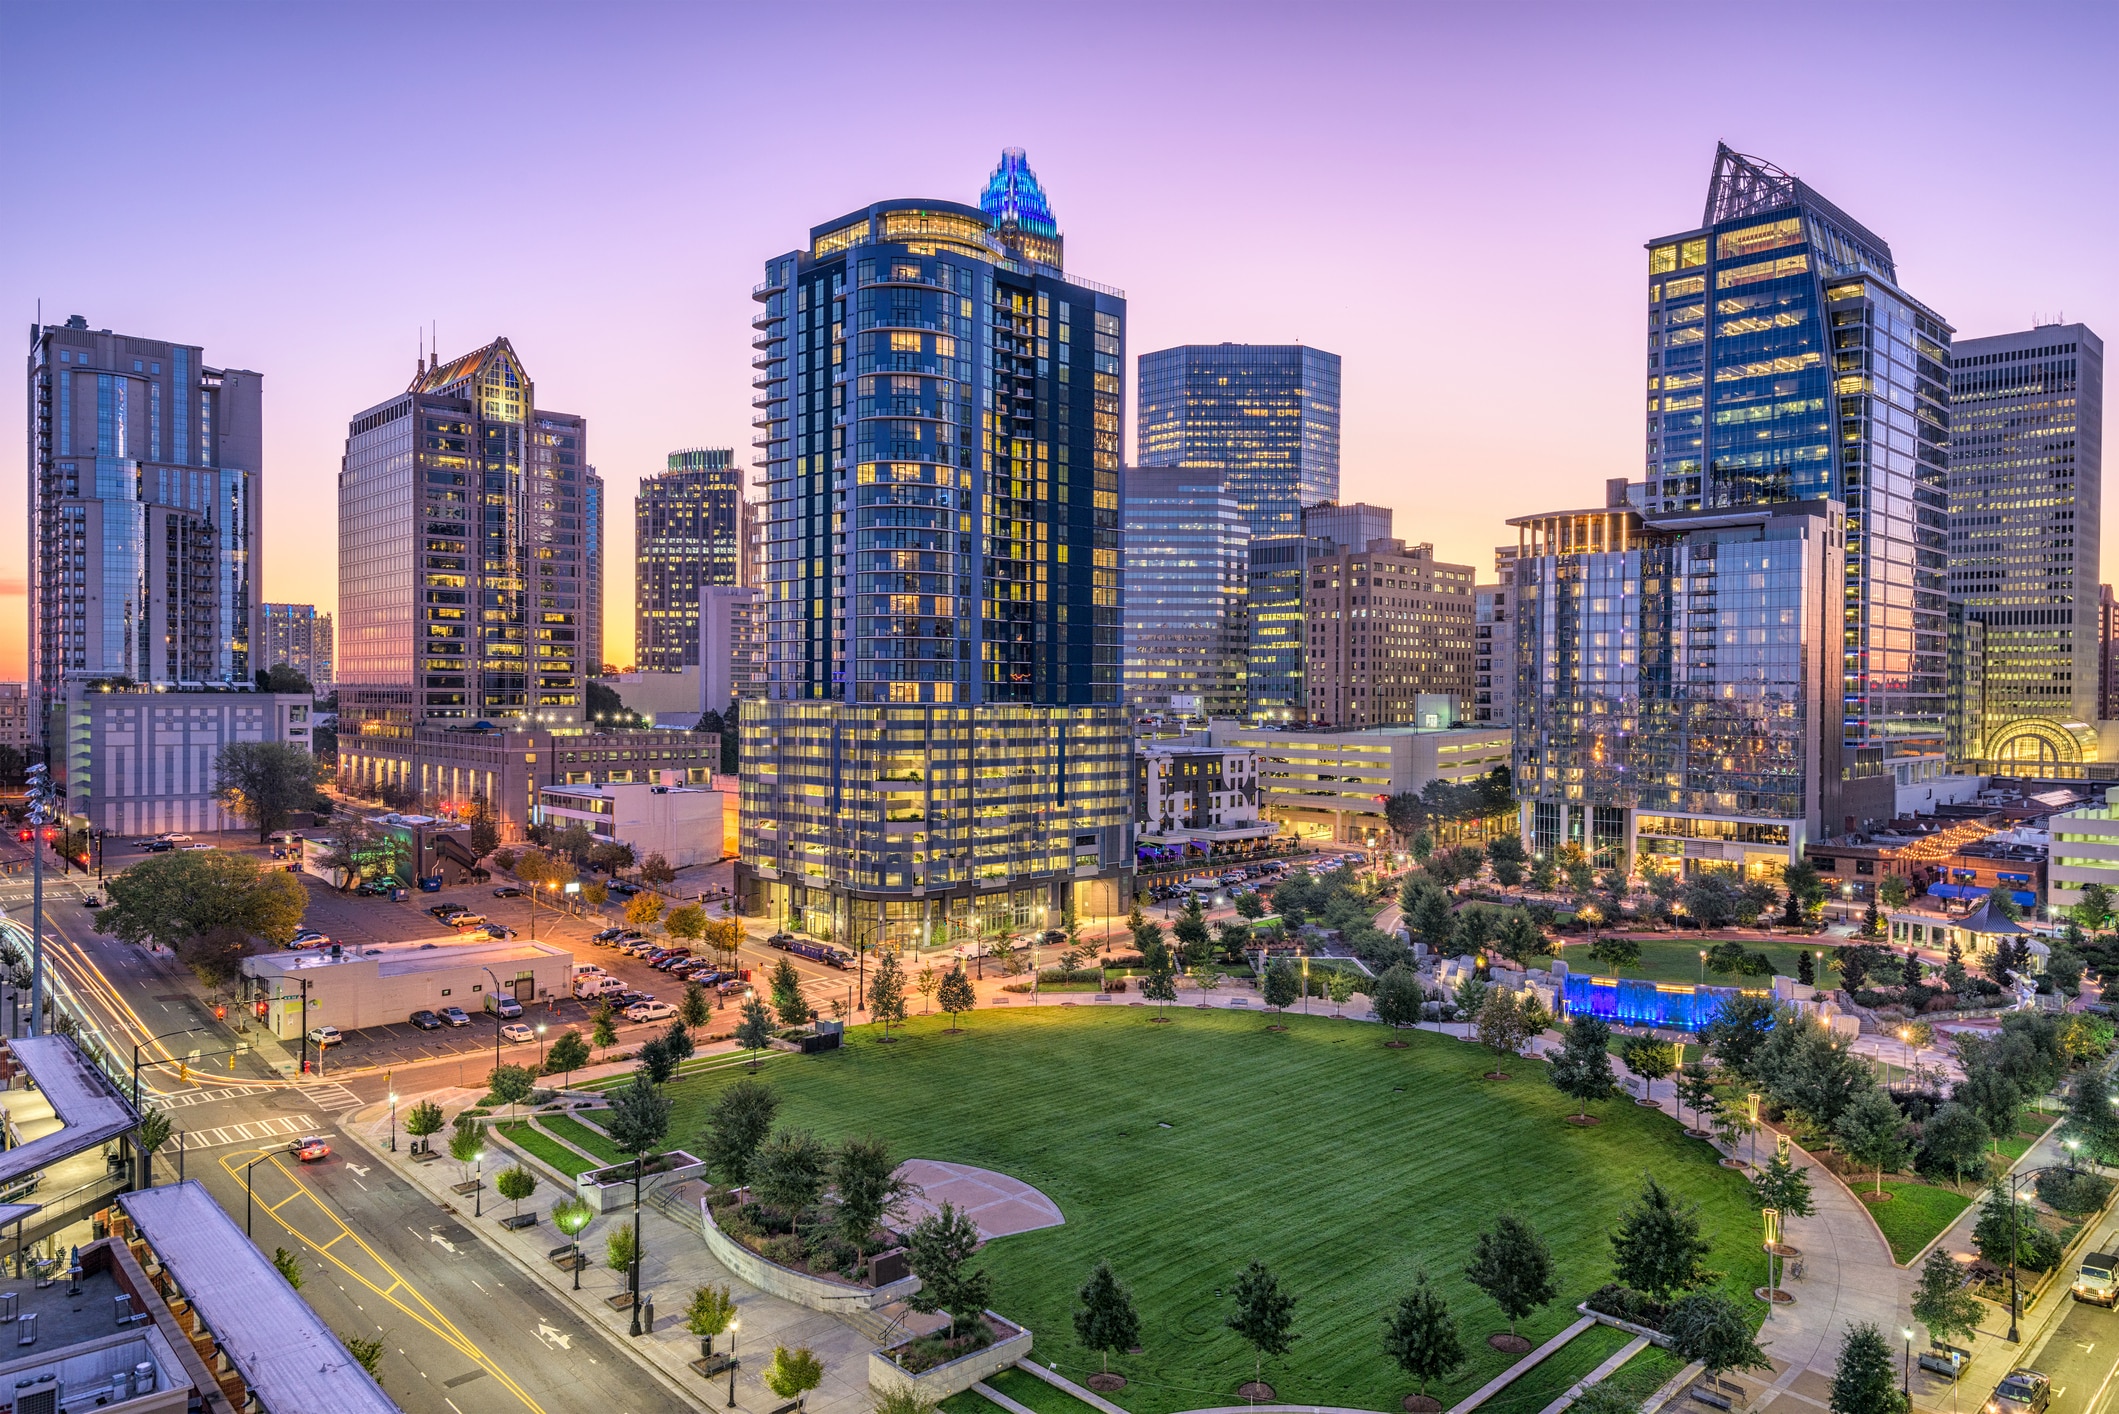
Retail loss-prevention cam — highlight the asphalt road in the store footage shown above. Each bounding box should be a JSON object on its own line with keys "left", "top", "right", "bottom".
{"left": 2026, "top": 1294, "right": 2119, "bottom": 1414}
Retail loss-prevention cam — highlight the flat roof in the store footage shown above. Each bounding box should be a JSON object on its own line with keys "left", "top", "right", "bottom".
{"left": 246, "top": 935, "right": 572, "bottom": 977}
{"left": 0, "top": 1036, "right": 139, "bottom": 1190}
{"left": 120, "top": 1182, "right": 399, "bottom": 1414}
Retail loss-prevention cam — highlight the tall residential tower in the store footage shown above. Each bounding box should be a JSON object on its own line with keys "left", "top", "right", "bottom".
{"left": 738, "top": 151, "right": 1134, "bottom": 949}
{"left": 1136, "top": 343, "right": 1340, "bottom": 539}
{"left": 635, "top": 448, "right": 742, "bottom": 672}
{"left": 26, "top": 316, "right": 264, "bottom": 742}
{"left": 1947, "top": 324, "right": 2104, "bottom": 764}
{"left": 1644, "top": 144, "right": 1951, "bottom": 829}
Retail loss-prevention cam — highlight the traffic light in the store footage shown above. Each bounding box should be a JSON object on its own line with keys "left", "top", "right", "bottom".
{"left": 178, "top": 1063, "right": 190, "bottom": 1082}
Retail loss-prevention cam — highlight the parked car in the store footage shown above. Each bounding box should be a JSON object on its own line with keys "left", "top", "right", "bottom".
{"left": 449, "top": 913, "right": 489, "bottom": 930}
{"left": 500, "top": 1022, "right": 535, "bottom": 1044}
{"left": 409, "top": 1010, "right": 443, "bottom": 1030}
{"left": 1986, "top": 1371, "right": 2050, "bottom": 1414}
{"left": 142, "top": 840, "right": 176, "bottom": 853}
{"left": 766, "top": 932, "right": 795, "bottom": 950}
{"left": 82, "top": 893, "right": 103, "bottom": 909}
{"left": 307, "top": 1025, "right": 342, "bottom": 1049}
{"left": 624, "top": 1001, "right": 677, "bottom": 1023}
{"left": 493, "top": 886, "right": 523, "bottom": 898}
{"left": 592, "top": 927, "right": 626, "bottom": 942}
{"left": 428, "top": 904, "right": 466, "bottom": 920}
{"left": 160, "top": 833, "right": 193, "bottom": 843}
{"left": 479, "top": 924, "right": 517, "bottom": 940}
{"left": 288, "top": 1135, "right": 331, "bottom": 1162}
{"left": 573, "top": 962, "right": 607, "bottom": 977}
{"left": 715, "top": 977, "right": 749, "bottom": 996}
{"left": 439, "top": 1006, "right": 472, "bottom": 1027}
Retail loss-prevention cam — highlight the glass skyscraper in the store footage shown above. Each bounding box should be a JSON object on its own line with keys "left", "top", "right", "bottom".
{"left": 1121, "top": 467, "right": 1249, "bottom": 717}
{"left": 1947, "top": 325, "right": 2104, "bottom": 764}
{"left": 634, "top": 447, "right": 741, "bottom": 672}
{"left": 1647, "top": 145, "right": 1951, "bottom": 828}
{"left": 738, "top": 152, "right": 1134, "bottom": 950}
{"left": 1136, "top": 343, "right": 1340, "bottom": 539}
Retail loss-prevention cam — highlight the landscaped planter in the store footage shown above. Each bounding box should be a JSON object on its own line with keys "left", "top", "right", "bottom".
{"left": 867, "top": 1313, "right": 1031, "bottom": 1400}
{"left": 575, "top": 1151, "right": 707, "bottom": 1214}
{"left": 699, "top": 1195, "right": 919, "bottom": 1313}
{"left": 768, "top": 1029, "right": 844, "bottom": 1054}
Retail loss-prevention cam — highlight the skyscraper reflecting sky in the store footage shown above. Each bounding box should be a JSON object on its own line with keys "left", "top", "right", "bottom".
{"left": 1136, "top": 343, "right": 1340, "bottom": 540}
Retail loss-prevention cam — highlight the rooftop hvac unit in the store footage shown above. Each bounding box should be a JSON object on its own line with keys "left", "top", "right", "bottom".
{"left": 13, "top": 1373, "right": 59, "bottom": 1414}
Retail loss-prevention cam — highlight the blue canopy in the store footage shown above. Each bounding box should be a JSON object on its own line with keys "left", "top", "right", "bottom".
{"left": 1929, "top": 883, "right": 1988, "bottom": 900}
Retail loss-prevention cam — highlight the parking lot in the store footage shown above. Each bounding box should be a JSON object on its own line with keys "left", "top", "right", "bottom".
{"left": 277, "top": 870, "right": 766, "bottom": 1079}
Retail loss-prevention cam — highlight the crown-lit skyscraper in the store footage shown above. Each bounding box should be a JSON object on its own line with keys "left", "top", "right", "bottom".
{"left": 737, "top": 151, "right": 1134, "bottom": 948}
{"left": 1643, "top": 144, "right": 1952, "bottom": 829}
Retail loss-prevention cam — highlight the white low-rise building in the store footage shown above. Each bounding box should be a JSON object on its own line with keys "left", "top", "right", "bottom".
{"left": 536, "top": 778, "right": 730, "bottom": 868}
{"left": 1136, "top": 742, "right": 1277, "bottom": 848}
{"left": 241, "top": 936, "right": 576, "bottom": 1035}
{"left": 1206, "top": 719, "right": 1513, "bottom": 845}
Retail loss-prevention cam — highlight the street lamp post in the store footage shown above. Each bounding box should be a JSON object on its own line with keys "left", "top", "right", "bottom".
{"left": 726, "top": 1320, "right": 740, "bottom": 1407}
{"left": 1902, "top": 1328, "right": 1912, "bottom": 1398}
{"left": 473, "top": 1150, "right": 485, "bottom": 1217}
{"left": 1698, "top": 949, "right": 1706, "bottom": 984}
{"left": 536, "top": 1023, "right": 547, "bottom": 1071}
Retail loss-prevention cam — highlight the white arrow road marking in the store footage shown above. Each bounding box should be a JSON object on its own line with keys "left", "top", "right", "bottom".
{"left": 344, "top": 1162, "right": 370, "bottom": 1177}
{"left": 535, "top": 1323, "right": 571, "bottom": 1351}
{"left": 429, "top": 1231, "right": 458, "bottom": 1254}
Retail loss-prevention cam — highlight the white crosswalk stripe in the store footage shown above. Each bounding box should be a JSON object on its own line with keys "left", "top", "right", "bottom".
{"left": 150, "top": 1085, "right": 270, "bottom": 1109}
{"left": 174, "top": 1113, "right": 316, "bottom": 1150}
{"left": 294, "top": 1083, "right": 362, "bottom": 1111}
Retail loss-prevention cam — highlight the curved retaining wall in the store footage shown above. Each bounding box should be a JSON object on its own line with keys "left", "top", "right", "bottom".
{"left": 699, "top": 1199, "right": 919, "bottom": 1313}
{"left": 868, "top": 1313, "right": 1032, "bottom": 1399}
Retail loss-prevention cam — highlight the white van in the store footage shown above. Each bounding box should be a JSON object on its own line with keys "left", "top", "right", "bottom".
{"left": 574, "top": 974, "right": 622, "bottom": 999}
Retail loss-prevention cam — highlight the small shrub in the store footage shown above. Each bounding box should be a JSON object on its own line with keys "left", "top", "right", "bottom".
{"left": 1582, "top": 1283, "right": 1669, "bottom": 1331}
{"left": 2036, "top": 1169, "right": 2114, "bottom": 1216}
{"left": 759, "top": 1233, "right": 809, "bottom": 1268}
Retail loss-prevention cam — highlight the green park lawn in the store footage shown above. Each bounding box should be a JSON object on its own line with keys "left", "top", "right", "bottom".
{"left": 1535, "top": 936, "right": 1827, "bottom": 987}
{"left": 1864, "top": 1179, "right": 1975, "bottom": 1264}
{"left": 662, "top": 1007, "right": 1765, "bottom": 1414}
{"left": 538, "top": 1112, "right": 632, "bottom": 1165}
{"left": 494, "top": 1120, "right": 598, "bottom": 1179}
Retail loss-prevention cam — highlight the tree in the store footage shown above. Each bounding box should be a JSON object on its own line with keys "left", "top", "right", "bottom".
{"left": 404, "top": 1099, "right": 444, "bottom": 1155}
{"left": 96, "top": 849, "right": 308, "bottom": 984}
{"left": 1973, "top": 1180, "right": 2055, "bottom": 1269}
{"left": 1493, "top": 911, "right": 1549, "bottom": 965}
{"left": 495, "top": 1163, "right": 538, "bottom": 1218}
{"left": 1235, "top": 890, "right": 1266, "bottom": 921}
{"left": 1699, "top": 994, "right": 1779, "bottom": 1081}
{"left": 667, "top": 903, "right": 708, "bottom": 949}
{"left": 1226, "top": 1260, "right": 1297, "bottom": 1392}
{"left": 915, "top": 964, "right": 941, "bottom": 1014}
{"left": 1610, "top": 1175, "right": 1710, "bottom": 1299}
{"left": 687, "top": 1284, "right": 738, "bottom": 1356}
{"left": 1373, "top": 964, "right": 1426, "bottom": 1032}
{"left": 272, "top": 1247, "right": 304, "bottom": 1289}
{"left": 1451, "top": 973, "right": 1489, "bottom": 1022}
{"left": 699, "top": 1079, "right": 781, "bottom": 1186}
{"left": 869, "top": 948, "right": 908, "bottom": 1036}
{"left": 1666, "top": 1290, "right": 1769, "bottom": 1382}
{"left": 1326, "top": 968, "right": 1359, "bottom": 1017}
{"left": 1956, "top": 1060, "right": 2022, "bottom": 1154}
{"left": 2065, "top": 1066, "right": 2119, "bottom": 1167}
{"left": 679, "top": 982, "right": 712, "bottom": 1040}
{"left": 487, "top": 1063, "right": 535, "bottom": 1121}
{"left": 589, "top": 840, "right": 639, "bottom": 876}
{"left": 625, "top": 892, "right": 666, "bottom": 930}
{"left": 542, "top": 1028, "right": 590, "bottom": 1087}
{"left": 606, "top": 1223, "right": 639, "bottom": 1277}
{"left": 1746, "top": 1151, "right": 1815, "bottom": 1221}
{"left": 1548, "top": 1016, "right": 1619, "bottom": 1120}
{"left": 639, "top": 1035, "right": 675, "bottom": 1085}
{"left": 832, "top": 1133, "right": 917, "bottom": 1246}
{"left": 216, "top": 740, "right": 321, "bottom": 842}
{"left": 1621, "top": 1034, "right": 1678, "bottom": 1095}
{"left": 342, "top": 1333, "right": 385, "bottom": 1377}
{"left": 937, "top": 966, "right": 976, "bottom": 1030}
{"left": 1463, "top": 1213, "right": 1556, "bottom": 1338}
{"left": 1834, "top": 1087, "right": 1912, "bottom": 1195}
{"left": 1878, "top": 874, "right": 1912, "bottom": 910}
{"left": 906, "top": 1202, "right": 991, "bottom": 1336}
{"left": 1073, "top": 1262, "right": 1142, "bottom": 1375}
{"left": 769, "top": 957, "right": 813, "bottom": 1027}
{"left": 735, "top": 995, "right": 776, "bottom": 1068}
{"left": 1829, "top": 1322, "right": 1906, "bottom": 1414}
{"left": 592, "top": 1004, "right": 620, "bottom": 1057}
{"left": 1407, "top": 887, "right": 1455, "bottom": 950}
{"left": 751, "top": 1128, "right": 831, "bottom": 1230}
{"left": 462, "top": 796, "right": 500, "bottom": 860}
{"left": 1680, "top": 870, "right": 1742, "bottom": 930}
{"left": 640, "top": 852, "right": 677, "bottom": 889}
{"left": 448, "top": 1113, "right": 484, "bottom": 1184}
{"left": 1141, "top": 935, "right": 1179, "bottom": 1018}
{"left": 1173, "top": 908, "right": 1212, "bottom": 968}
{"left": 1475, "top": 988, "right": 1532, "bottom": 1069}
{"left": 1908, "top": 1246, "right": 1981, "bottom": 1351}
{"left": 2073, "top": 881, "right": 2115, "bottom": 934}
{"left": 1261, "top": 958, "right": 1301, "bottom": 1014}
{"left": 132, "top": 1107, "right": 173, "bottom": 1188}
{"left": 1382, "top": 1271, "right": 1464, "bottom": 1399}
{"left": 1916, "top": 1102, "right": 1991, "bottom": 1185}
{"left": 764, "top": 1346, "right": 825, "bottom": 1412}
{"left": 1796, "top": 949, "right": 1816, "bottom": 986}
{"left": 1587, "top": 935, "right": 1642, "bottom": 977}
{"left": 606, "top": 1068, "right": 672, "bottom": 1175}
{"left": 1487, "top": 834, "right": 1528, "bottom": 889}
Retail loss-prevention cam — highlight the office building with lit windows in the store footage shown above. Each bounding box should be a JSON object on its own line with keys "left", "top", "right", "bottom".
{"left": 339, "top": 337, "right": 589, "bottom": 752}
{"left": 1121, "top": 466, "right": 1249, "bottom": 718}
{"left": 737, "top": 150, "right": 1135, "bottom": 949}
{"left": 1644, "top": 144, "right": 1951, "bottom": 829}
{"left": 1137, "top": 343, "right": 1340, "bottom": 539}
{"left": 1303, "top": 535, "right": 1474, "bottom": 728}
{"left": 1511, "top": 491, "right": 1846, "bottom": 876}
{"left": 1947, "top": 324, "right": 2104, "bottom": 765}
{"left": 584, "top": 466, "right": 605, "bottom": 675}
{"left": 636, "top": 448, "right": 742, "bottom": 672}
{"left": 1244, "top": 535, "right": 1310, "bottom": 722}
{"left": 26, "top": 316, "right": 264, "bottom": 747}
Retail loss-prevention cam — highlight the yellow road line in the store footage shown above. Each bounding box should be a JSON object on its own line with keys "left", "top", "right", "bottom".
{"left": 221, "top": 1148, "right": 550, "bottom": 1414}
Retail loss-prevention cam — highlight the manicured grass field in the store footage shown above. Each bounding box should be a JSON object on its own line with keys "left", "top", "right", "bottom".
{"left": 540, "top": 1112, "right": 631, "bottom": 1165}
{"left": 494, "top": 1120, "right": 598, "bottom": 1179}
{"left": 662, "top": 1006, "right": 1766, "bottom": 1414}
{"left": 1865, "top": 1179, "right": 1974, "bottom": 1264}
{"left": 1537, "top": 937, "right": 1827, "bottom": 986}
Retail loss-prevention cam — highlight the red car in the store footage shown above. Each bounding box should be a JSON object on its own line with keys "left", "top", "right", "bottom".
{"left": 288, "top": 1135, "right": 331, "bottom": 1162}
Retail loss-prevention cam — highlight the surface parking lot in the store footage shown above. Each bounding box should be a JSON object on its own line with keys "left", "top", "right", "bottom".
{"left": 281, "top": 871, "right": 762, "bottom": 1077}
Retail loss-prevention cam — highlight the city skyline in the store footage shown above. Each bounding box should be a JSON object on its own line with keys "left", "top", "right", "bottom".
{"left": 2, "top": 3, "right": 2114, "bottom": 680}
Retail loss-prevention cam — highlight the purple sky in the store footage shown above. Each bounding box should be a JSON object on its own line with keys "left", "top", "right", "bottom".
{"left": 4, "top": 1, "right": 2114, "bottom": 679}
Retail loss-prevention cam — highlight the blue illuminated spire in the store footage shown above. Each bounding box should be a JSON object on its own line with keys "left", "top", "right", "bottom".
{"left": 981, "top": 148, "right": 1060, "bottom": 248}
